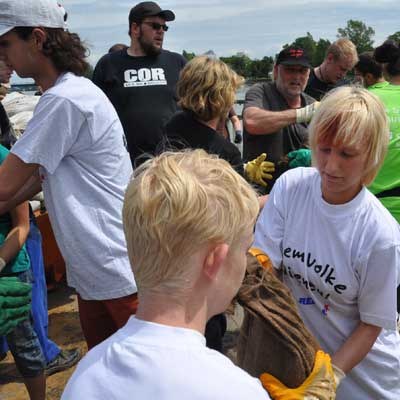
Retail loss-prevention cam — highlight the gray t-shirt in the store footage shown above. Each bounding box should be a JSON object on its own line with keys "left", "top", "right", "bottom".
{"left": 12, "top": 73, "right": 136, "bottom": 300}
{"left": 243, "top": 82, "right": 315, "bottom": 187}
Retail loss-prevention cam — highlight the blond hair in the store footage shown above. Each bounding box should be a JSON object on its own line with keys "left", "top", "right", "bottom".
{"left": 309, "top": 86, "right": 389, "bottom": 185}
{"left": 327, "top": 38, "right": 358, "bottom": 66}
{"left": 123, "top": 149, "right": 259, "bottom": 293}
{"left": 177, "top": 56, "right": 244, "bottom": 121}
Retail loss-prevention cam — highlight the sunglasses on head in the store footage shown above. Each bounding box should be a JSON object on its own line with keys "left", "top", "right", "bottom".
{"left": 142, "top": 21, "right": 169, "bottom": 32}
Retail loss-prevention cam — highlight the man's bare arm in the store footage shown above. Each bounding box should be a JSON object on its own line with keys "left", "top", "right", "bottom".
{"left": 0, "top": 151, "right": 41, "bottom": 215}
{"left": 243, "top": 106, "right": 297, "bottom": 135}
{"left": 0, "top": 153, "right": 39, "bottom": 200}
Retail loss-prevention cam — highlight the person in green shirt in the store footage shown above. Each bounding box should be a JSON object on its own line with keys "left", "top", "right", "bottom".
{"left": 354, "top": 48, "right": 400, "bottom": 224}
{"left": 0, "top": 144, "right": 46, "bottom": 400}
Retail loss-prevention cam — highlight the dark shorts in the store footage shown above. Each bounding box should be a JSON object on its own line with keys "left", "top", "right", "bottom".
{"left": 4, "top": 269, "right": 46, "bottom": 378}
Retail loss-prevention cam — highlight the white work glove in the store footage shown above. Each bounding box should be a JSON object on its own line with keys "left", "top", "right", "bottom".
{"left": 332, "top": 364, "right": 346, "bottom": 388}
{"left": 296, "top": 102, "right": 320, "bottom": 124}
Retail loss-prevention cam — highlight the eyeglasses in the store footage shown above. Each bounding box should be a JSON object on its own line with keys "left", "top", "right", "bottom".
{"left": 142, "top": 22, "right": 169, "bottom": 32}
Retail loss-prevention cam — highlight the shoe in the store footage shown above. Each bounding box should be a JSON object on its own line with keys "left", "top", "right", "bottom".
{"left": 45, "top": 348, "right": 81, "bottom": 376}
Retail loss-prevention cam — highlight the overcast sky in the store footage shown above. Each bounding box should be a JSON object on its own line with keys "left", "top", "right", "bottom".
{"left": 11, "top": 0, "right": 399, "bottom": 83}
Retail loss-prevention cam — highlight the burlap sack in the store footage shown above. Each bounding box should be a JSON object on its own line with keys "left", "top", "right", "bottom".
{"left": 236, "top": 253, "right": 320, "bottom": 388}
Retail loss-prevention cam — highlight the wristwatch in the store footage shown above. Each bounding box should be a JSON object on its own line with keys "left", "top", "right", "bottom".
{"left": 0, "top": 256, "right": 6, "bottom": 272}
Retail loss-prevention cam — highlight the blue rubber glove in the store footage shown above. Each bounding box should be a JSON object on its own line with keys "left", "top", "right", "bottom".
{"left": 287, "top": 149, "right": 312, "bottom": 168}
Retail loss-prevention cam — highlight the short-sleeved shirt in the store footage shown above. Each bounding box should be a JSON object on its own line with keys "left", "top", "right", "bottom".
{"left": 93, "top": 49, "right": 186, "bottom": 165}
{"left": 254, "top": 167, "right": 400, "bottom": 399}
{"left": 305, "top": 68, "right": 348, "bottom": 101}
{"left": 0, "top": 145, "right": 30, "bottom": 275}
{"left": 11, "top": 73, "right": 136, "bottom": 300}
{"left": 243, "top": 82, "right": 314, "bottom": 187}
{"left": 367, "top": 82, "right": 400, "bottom": 223}
{"left": 62, "top": 316, "right": 270, "bottom": 400}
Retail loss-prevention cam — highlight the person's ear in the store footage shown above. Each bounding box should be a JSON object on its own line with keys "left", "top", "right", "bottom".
{"left": 31, "top": 28, "right": 47, "bottom": 50}
{"left": 130, "top": 22, "right": 141, "bottom": 38}
{"left": 364, "top": 73, "right": 374, "bottom": 87}
{"left": 273, "top": 64, "right": 279, "bottom": 81}
{"left": 326, "top": 53, "right": 334, "bottom": 64}
{"left": 202, "top": 243, "right": 229, "bottom": 281}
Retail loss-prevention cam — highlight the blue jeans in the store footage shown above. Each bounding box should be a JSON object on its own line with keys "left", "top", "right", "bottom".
{"left": 4, "top": 269, "right": 46, "bottom": 378}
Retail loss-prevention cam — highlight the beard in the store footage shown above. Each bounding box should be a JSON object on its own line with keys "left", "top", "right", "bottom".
{"left": 138, "top": 34, "right": 162, "bottom": 57}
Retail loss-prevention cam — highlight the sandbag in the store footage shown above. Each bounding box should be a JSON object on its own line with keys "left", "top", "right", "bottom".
{"left": 2, "top": 91, "right": 39, "bottom": 117}
{"left": 236, "top": 253, "right": 319, "bottom": 388}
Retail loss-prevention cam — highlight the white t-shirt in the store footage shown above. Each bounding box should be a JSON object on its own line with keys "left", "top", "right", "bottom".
{"left": 255, "top": 167, "right": 400, "bottom": 399}
{"left": 61, "top": 316, "right": 270, "bottom": 400}
{"left": 11, "top": 73, "right": 136, "bottom": 300}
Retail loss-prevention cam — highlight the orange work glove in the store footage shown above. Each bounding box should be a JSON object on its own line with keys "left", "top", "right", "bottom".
{"left": 248, "top": 247, "right": 273, "bottom": 272}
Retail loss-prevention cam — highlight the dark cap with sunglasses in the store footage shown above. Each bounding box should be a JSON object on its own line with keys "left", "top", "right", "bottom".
{"left": 129, "top": 1, "right": 175, "bottom": 25}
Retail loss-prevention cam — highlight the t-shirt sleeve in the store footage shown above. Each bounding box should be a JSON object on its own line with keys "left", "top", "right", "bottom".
{"left": 11, "top": 94, "right": 86, "bottom": 174}
{"left": 357, "top": 245, "right": 400, "bottom": 330}
{"left": 92, "top": 56, "right": 107, "bottom": 91}
{"left": 179, "top": 54, "right": 187, "bottom": 68}
{"left": 243, "top": 83, "right": 267, "bottom": 111}
{"left": 254, "top": 177, "right": 286, "bottom": 270}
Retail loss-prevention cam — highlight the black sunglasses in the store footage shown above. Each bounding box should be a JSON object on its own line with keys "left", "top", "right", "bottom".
{"left": 142, "top": 21, "right": 169, "bottom": 32}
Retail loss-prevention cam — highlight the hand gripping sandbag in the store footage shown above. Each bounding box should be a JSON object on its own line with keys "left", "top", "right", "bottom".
{"left": 236, "top": 250, "right": 320, "bottom": 389}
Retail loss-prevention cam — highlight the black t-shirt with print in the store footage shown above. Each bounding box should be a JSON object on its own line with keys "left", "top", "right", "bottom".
{"left": 93, "top": 49, "right": 186, "bottom": 165}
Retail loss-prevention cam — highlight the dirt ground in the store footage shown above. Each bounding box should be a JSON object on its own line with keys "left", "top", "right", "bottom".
{"left": 0, "top": 285, "right": 243, "bottom": 400}
{"left": 0, "top": 285, "right": 87, "bottom": 400}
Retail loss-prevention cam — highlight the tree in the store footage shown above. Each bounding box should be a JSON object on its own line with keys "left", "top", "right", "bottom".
{"left": 248, "top": 56, "right": 274, "bottom": 79}
{"left": 313, "top": 38, "right": 331, "bottom": 66}
{"left": 387, "top": 31, "right": 400, "bottom": 44}
{"left": 220, "top": 53, "right": 252, "bottom": 77}
{"left": 182, "top": 50, "right": 195, "bottom": 61}
{"left": 337, "top": 20, "right": 375, "bottom": 54}
{"left": 84, "top": 63, "right": 94, "bottom": 80}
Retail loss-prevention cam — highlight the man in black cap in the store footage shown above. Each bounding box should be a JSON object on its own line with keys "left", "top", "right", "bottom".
{"left": 93, "top": 2, "right": 186, "bottom": 166}
{"left": 243, "top": 47, "right": 318, "bottom": 190}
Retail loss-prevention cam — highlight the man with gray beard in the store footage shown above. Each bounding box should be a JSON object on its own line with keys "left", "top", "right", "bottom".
{"left": 243, "top": 47, "right": 317, "bottom": 191}
{"left": 93, "top": 2, "right": 186, "bottom": 166}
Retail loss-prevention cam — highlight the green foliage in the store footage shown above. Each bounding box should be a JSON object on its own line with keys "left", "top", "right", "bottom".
{"left": 337, "top": 19, "right": 375, "bottom": 53}
{"left": 84, "top": 64, "right": 94, "bottom": 80}
{"left": 220, "top": 52, "right": 252, "bottom": 76}
{"left": 313, "top": 38, "right": 331, "bottom": 66}
{"left": 182, "top": 50, "right": 196, "bottom": 61}
{"left": 387, "top": 31, "right": 400, "bottom": 44}
{"left": 220, "top": 53, "right": 273, "bottom": 79}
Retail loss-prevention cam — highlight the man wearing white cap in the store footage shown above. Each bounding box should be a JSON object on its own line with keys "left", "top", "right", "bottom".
{"left": 0, "top": 0, "right": 138, "bottom": 352}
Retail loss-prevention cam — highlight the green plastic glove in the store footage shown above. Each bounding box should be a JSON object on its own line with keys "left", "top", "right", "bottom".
{"left": 244, "top": 153, "right": 275, "bottom": 187}
{"left": 0, "top": 277, "right": 32, "bottom": 336}
{"left": 287, "top": 149, "right": 312, "bottom": 168}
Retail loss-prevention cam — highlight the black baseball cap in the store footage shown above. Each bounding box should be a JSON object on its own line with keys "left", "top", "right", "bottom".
{"left": 129, "top": 2, "right": 175, "bottom": 24}
{"left": 276, "top": 47, "right": 311, "bottom": 68}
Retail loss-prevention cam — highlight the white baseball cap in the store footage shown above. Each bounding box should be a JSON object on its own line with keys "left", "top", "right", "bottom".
{"left": 0, "top": 0, "right": 67, "bottom": 37}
